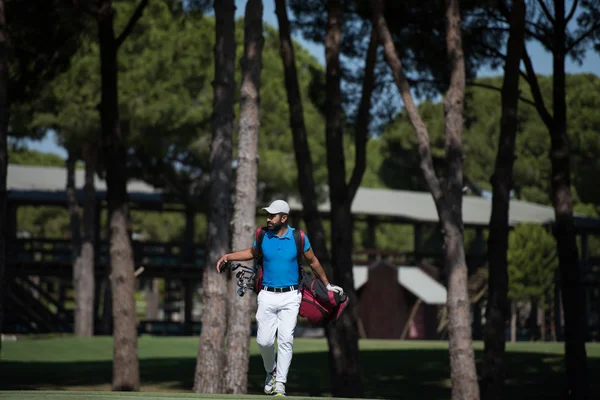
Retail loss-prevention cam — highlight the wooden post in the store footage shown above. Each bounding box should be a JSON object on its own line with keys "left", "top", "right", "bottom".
{"left": 7, "top": 201, "right": 16, "bottom": 240}
{"left": 510, "top": 301, "right": 517, "bottom": 343}
{"left": 553, "top": 270, "right": 563, "bottom": 341}
{"left": 580, "top": 233, "right": 590, "bottom": 340}
{"left": 100, "top": 210, "right": 112, "bottom": 335}
{"left": 144, "top": 279, "right": 159, "bottom": 320}
{"left": 540, "top": 302, "right": 546, "bottom": 342}
{"left": 6, "top": 201, "right": 16, "bottom": 269}
{"left": 365, "top": 216, "right": 377, "bottom": 261}
{"left": 183, "top": 206, "right": 195, "bottom": 334}
{"left": 93, "top": 202, "right": 102, "bottom": 326}
{"left": 472, "top": 299, "right": 482, "bottom": 340}
{"left": 401, "top": 298, "right": 422, "bottom": 340}
{"left": 413, "top": 223, "right": 422, "bottom": 264}
{"left": 184, "top": 281, "right": 194, "bottom": 334}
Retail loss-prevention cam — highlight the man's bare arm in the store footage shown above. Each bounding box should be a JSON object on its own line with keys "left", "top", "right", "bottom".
{"left": 302, "top": 247, "right": 330, "bottom": 286}
{"left": 215, "top": 247, "right": 258, "bottom": 272}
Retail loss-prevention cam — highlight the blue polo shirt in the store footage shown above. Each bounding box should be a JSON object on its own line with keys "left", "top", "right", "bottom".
{"left": 253, "top": 226, "right": 311, "bottom": 288}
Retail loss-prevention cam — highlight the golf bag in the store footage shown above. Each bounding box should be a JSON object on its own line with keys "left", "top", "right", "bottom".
{"left": 299, "top": 274, "right": 349, "bottom": 324}
{"left": 254, "top": 226, "right": 349, "bottom": 324}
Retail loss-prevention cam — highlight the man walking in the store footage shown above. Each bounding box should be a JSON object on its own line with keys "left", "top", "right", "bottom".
{"left": 216, "top": 199, "right": 343, "bottom": 396}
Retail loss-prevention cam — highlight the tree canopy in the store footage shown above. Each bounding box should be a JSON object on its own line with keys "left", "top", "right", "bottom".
{"left": 507, "top": 223, "right": 558, "bottom": 303}
{"left": 9, "top": 0, "right": 599, "bottom": 264}
{"left": 25, "top": 1, "right": 331, "bottom": 204}
{"left": 378, "top": 74, "right": 600, "bottom": 206}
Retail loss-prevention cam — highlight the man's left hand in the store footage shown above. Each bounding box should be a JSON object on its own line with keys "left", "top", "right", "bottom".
{"left": 326, "top": 283, "right": 344, "bottom": 295}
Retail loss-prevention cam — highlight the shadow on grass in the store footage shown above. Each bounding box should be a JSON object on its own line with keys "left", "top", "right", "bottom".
{"left": 1, "top": 349, "right": 598, "bottom": 399}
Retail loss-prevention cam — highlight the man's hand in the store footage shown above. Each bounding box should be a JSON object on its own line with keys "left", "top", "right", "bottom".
{"left": 326, "top": 283, "right": 344, "bottom": 295}
{"left": 216, "top": 255, "right": 229, "bottom": 273}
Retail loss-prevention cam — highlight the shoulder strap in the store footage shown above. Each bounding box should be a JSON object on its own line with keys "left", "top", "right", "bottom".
{"left": 294, "top": 229, "right": 307, "bottom": 285}
{"left": 255, "top": 226, "right": 267, "bottom": 258}
{"left": 293, "top": 229, "right": 305, "bottom": 266}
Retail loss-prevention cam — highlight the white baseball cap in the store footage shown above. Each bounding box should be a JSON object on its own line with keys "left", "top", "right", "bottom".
{"left": 262, "top": 199, "right": 290, "bottom": 214}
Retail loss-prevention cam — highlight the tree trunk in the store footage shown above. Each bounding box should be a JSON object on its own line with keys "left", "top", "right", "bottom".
{"left": 528, "top": 300, "right": 539, "bottom": 340}
{"left": 101, "top": 275, "right": 113, "bottom": 334}
{"left": 193, "top": 0, "right": 236, "bottom": 393}
{"left": 324, "top": 1, "right": 360, "bottom": 397}
{"left": 0, "top": 0, "right": 7, "bottom": 358}
{"left": 322, "top": 1, "right": 376, "bottom": 397}
{"left": 510, "top": 301, "right": 519, "bottom": 343}
{"left": 67, "top": 152, "right": 93, "bottom": 337}
{"left": 223, "top": 0, "right": 262, "bottom": 394}
{"left": 541, "top": 303, "right": 546, "bottom": 342}
{"left": 144, "top": 279, "right": 159, "bottom": 320}
{"left": 80, "top": 143, "right": 97, "bottom": 336}
{"left": 442, "top": 3, "right": 479, "bottom": 398}
{"left": 444, "top": 222, "right": 479, "bottom": 400}
{"left": 481, "top": 0, "right": 525, "bottom": 397}
{"left": 97, "top": 0, "right": 139, "bottom": 391}
{"left": 551, "top": 1, "right": 588, "bottom": 397}
{"left": 551, "top": 288, "right": 558, "bottom": 342}
{"left": 510, "top": 302, "right": 516, "bottom": 343}
{"left": 102, "top": 208, "right": 113, "bottom": 334}
{"left": 554, "top": 278, "right": 563, "bottom": 341}
{"left": 277, "top": 3, "right": 375, "bottom": 394}
{"left": 274, "top": 0, "right": 329, "bottom": 262}
{"left": 327, "top": 205, "right": 363, "bottom": 398}
{"left": 183, "top": 207, "right": 195, "bottom": 334}
{"left": 372, "top": 0, "right": 479, "bottom": 398}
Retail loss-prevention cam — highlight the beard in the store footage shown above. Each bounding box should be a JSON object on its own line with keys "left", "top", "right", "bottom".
{"left": 267, "top": 221, "right": 284, "bottom": 233}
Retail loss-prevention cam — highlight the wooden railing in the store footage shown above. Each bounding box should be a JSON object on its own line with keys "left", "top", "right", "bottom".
{"left": 9, "top": 238, "right": 599, "bottom": 269}
{"left": 16, "top": 237, "right": 581, "bottom": 279}
{"left": 9, "top": 238, "right": 448, "bottom": 268}
{"left": 10, "top": 238, "right": 206, "bottom": 267}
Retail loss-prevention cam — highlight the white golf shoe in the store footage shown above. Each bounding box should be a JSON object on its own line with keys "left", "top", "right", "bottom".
{"left": 273, "top": 381, "right": 286, "bottom": 397}
{"left": 264, "top": 369, "right": 276, "bottom": 394}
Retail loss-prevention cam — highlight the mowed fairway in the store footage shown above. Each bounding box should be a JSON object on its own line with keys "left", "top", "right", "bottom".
{"left": 1, "top": 336, "right": 599, "bottom": 399}
{"left": 0, "top": 391, "right": 342, "bottom": 400}
{"left": 0, "top": 392, "right": 350, "bottom": 400}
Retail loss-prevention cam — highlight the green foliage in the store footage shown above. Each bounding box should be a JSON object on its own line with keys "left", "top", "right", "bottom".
{"left": 375, "top": 224, "right": 415, "bottom": 253}
{"left": 7, "top": 0, "right": 85, "bottom": 140}
{"left": 30, "top": 36, "right": 101, "bottom": 153}
{"left": 507, "top": 224, "right": 558, "bottom": 303}
{"left": 379, "top": 74, "right": 600, "bottom": 206}
{"left": 18, "top": 206, "right": 70, "bottom": 239}
{"left": 130, "top": 211, "right": 185, "bottom": 243}
{"left": 568, "top": 74, "right": 600, "bottom": 205}
{"left": 16, "top": 206, "right": 202, "bottom": 244}
{"left": 27, "top": 1, "right": 330, "bottom": 201}
{"left": 8, "top": 147, "right": 67, "bottom": 168}
{"left": 18, "top": 0, "right": 396, "bottom": 251}
{"left": 574, "top": 203, "right": 600, "bottom": 220}
{"left": 573, "top": 203, "right": 600, "bottom": 258}
{"left": 289, "top": 0, "right": 505, "bottom": 115}
{"left": 129, "top": 211, "right": 207, "bottom": 243}
{"left": 18, "top": 1, "right": 597, "bottom": 267}
{"left": 237, "top": 24, "right": 329, "bottom": 195}
{"left": 120, "top": 0, "right": 215, "bottom": 167}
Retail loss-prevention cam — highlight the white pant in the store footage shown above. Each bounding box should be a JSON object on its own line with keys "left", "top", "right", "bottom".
{"left": 255, "top": 289, "right": 302, "bottom": 384}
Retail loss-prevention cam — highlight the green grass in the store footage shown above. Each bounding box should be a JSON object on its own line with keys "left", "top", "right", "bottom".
{"left": 1, "top": 337, "right": 599, "bottom": 399}
{"left": 0, "top": 391, "right": 339, "bottom": 400}
{"left": 0, "top": 392, "right": 336, "bottom": 400}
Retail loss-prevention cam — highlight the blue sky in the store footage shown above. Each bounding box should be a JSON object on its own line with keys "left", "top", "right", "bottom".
{"left": 23, "top": 0, "right": 600, "bottom": 157}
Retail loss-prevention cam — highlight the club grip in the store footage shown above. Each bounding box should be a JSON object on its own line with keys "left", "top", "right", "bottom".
{"left": 219, "top": 260, "right": 232, "bottom": 273}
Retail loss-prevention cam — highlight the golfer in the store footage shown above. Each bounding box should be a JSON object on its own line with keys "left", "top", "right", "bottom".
{"left": 216, "top": 199, "right": 343, "bottom": 396}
